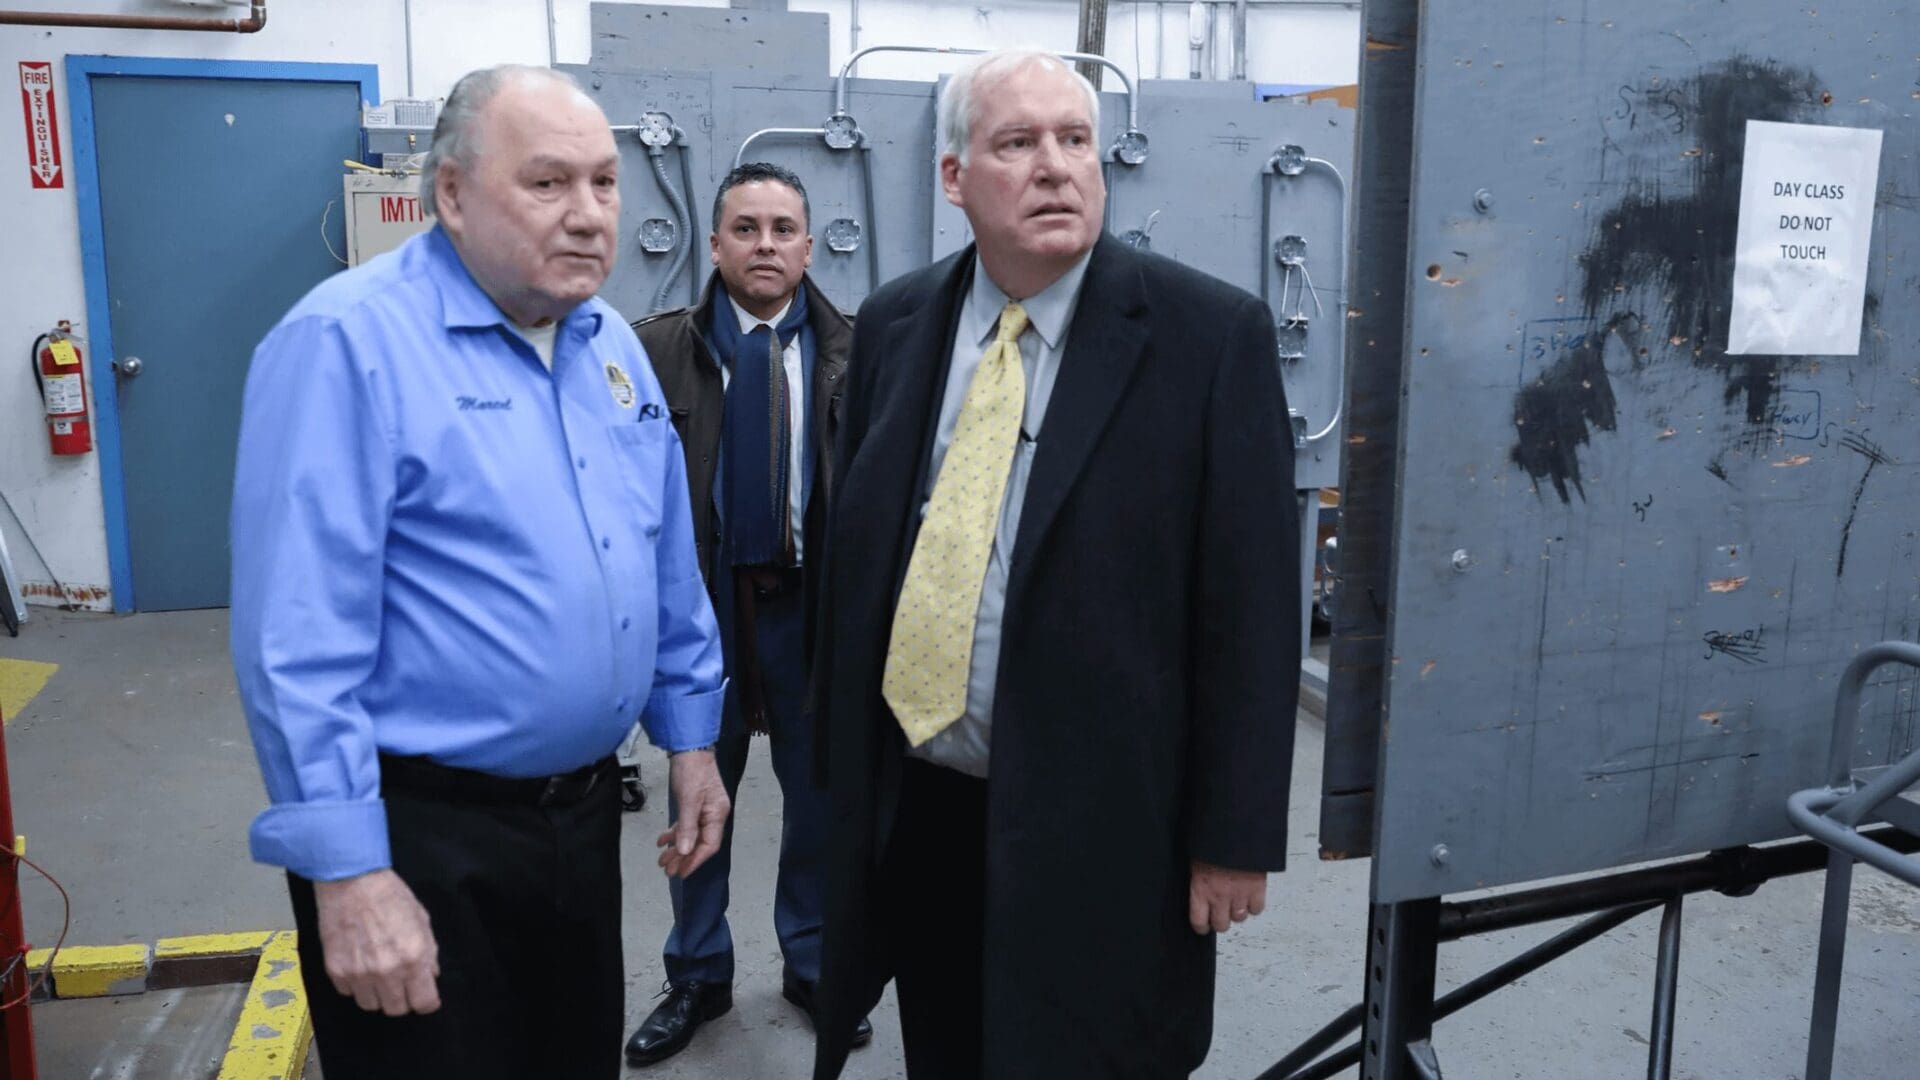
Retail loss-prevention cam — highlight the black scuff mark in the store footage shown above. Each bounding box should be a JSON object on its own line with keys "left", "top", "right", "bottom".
{"left": 1514, "top": 56, "right": 1882, "bottom": 501}
{"left": 1580, "top": 58, "right": 1822, "bottom": 423}
{"left": 1706, "top": 457, "right": 1732, "bottom": 486}
{"left": 1836, "top": 431, "right": 1892, "bottom": 578}
{"left": 1510, "top": 314, "right": 1633, "bottom": 500}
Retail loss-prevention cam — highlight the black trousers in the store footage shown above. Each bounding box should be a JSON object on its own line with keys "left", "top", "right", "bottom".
{"left": 288, "top": 755, "right": 624, "bottom": 1080}
{"left": 884, "top": 758, "right": 990, "bottom": 1080}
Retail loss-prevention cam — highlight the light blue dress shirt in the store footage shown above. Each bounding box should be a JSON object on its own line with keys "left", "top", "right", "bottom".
{"left": 907, "top": 252, "right": 1091, "bottom": 778}
{"left": 231, "top": 226, "right": 724, "bottom": 882}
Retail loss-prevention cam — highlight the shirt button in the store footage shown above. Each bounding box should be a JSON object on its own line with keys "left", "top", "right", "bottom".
{"left": 602, "top": 537, "right": 612, "bottom": 550}
{"left": 616, "top": 698, "right": 629, "bottom": 712}
{"left": 621, "top": 617, "right": 631, "bottom": 630}
{"left": 576, "top": 456, "right": 587, "bottom": 469}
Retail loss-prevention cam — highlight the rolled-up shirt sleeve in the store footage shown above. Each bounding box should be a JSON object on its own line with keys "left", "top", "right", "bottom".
{"left": 640, "top": 421, "right": 726, "bottom": 751}
{"left": 230, "top": 317, "right": 395, "bottom": 882}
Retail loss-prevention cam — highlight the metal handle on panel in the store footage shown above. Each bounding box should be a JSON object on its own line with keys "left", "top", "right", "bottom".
{"left": 116, "top": 356, "right": 143, "bottom": 378}
{"left": 1263, "top": 148, "right": 1351, "bottom": 445}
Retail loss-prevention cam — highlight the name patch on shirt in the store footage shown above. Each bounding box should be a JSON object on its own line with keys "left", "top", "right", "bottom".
{"left": 457, "top": 396, "right": 512, "bottom": 411}
{"left": 605, "top": 363, "right": 637, "bottom": 408}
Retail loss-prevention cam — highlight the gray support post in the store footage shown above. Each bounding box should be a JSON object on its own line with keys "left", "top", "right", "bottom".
{"left": 1647, "top": 898, "right": 1683, "bottom": 1080}
{"left": 1075, "top": 0, "right": 1110, "bottom": 88}
{"left": 1361, "top": 899, "right": 1441, "bottom": 1080}
{"left": 1805, "top": 849, "right": 1855, "bottom": 1080}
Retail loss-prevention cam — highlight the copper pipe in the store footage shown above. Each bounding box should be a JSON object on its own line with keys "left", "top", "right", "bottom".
{"left": 0, "top": 1, "right": 265, "bottom": 32}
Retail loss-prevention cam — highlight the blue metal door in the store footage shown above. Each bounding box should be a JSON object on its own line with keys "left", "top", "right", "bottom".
{"left": 76, "top": 62, "right": 371, "bottom": 610}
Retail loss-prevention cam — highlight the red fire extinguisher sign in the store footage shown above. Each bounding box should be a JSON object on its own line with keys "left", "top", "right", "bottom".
{"left": 18, "top": 62, "right": 63, "bottom": 190}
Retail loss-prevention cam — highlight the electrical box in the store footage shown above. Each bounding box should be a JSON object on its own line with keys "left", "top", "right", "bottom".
{"left": 342, "top": 172, "right": 431, "bottom": 267}
{"left": 362, "top": 98, "right": 439, "bottom": 166}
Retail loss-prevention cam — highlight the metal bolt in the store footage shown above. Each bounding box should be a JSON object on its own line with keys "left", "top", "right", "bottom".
{"left": 1451, "top": 549, "right": 1471, "bottom": 572}
{"left": 1272, "top": 144, "right": 1308, "bottom": 177}
{"left": 1430, "top": 844, "right": 1451, "bottom": 867}
{"left": 1473, "top": 188, "right": 1494, "bottom": 213}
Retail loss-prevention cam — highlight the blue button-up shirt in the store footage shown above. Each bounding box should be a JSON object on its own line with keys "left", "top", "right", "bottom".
{"left": 231, "top": 227, "right": 724, "bottom": 882}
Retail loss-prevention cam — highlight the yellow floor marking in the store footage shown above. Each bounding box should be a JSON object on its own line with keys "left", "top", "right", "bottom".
{"left": 216, "top": 930, "right": 311, "bottom": 1080}
{"left": 35, "top": 943, "right": 150, "bottom": 997}
{"left": 0, "top": 659, "right": 57, "bottom": 724}
{"left": 154, "top": 931, "right": 277, "bottom": 960}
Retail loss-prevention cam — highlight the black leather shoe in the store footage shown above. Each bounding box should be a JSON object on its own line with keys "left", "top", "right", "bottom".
{"left": 625, "top": 979, "right": 733, "bottom": 1066}
{"left": 782, "top": 969, "right": 873, "bottom": 1049}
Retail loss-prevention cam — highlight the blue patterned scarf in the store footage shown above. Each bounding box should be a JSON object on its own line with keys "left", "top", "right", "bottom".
{"left": 711, "top": 285, "right": 811, "bottom": 567}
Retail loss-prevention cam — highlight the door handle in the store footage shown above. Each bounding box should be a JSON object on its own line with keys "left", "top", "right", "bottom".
{"left": 115, "top": 356, "right": 143, "bottom": 378}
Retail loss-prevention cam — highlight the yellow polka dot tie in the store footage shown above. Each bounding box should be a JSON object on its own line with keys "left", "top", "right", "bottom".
{"left": 882, "top": 301, "right": 1030, "bottom": 747}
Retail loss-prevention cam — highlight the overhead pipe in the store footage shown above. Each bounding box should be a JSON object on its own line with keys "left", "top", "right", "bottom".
{"left": 1074, "top": 0, "right": 1110, "bottom": 89}
{"left": 1230, "top": 0, "right": 1248, "bottom": 80}
{"left": 1186, "top": 1, "right": 1205, "bottom": 79}
{"left": 0, "top": 1, "right": 265, "bottom": 32}
{"left": 734, "top": 126, "right": 832, "bottom": 170}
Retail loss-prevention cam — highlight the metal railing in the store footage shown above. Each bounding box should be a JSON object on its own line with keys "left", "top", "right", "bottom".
{"left": 1786, "top": 640, "right": 1920, "bottom": 1080}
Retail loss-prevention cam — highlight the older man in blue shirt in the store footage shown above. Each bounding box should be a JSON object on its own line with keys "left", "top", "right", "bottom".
{"left": 230, "top": 65, "right": 730, "bottom": 1078}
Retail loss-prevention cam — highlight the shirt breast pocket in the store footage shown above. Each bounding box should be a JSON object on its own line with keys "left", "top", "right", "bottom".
{"left": 608, "top": 421, "right": 668, "bottom": 538}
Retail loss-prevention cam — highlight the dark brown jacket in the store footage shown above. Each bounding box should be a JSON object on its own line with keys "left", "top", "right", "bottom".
{"left": 630, "top": 271, "right": 853, "bottom": 586}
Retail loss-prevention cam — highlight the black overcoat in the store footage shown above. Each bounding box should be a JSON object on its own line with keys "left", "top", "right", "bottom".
{"left": 813, "top": 234, "right": 1301, "bottom": 1079}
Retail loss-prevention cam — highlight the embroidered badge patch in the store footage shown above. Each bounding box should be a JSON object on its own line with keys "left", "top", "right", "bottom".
{"left": 605, "top": 362, "right": 637, "bottom": 408}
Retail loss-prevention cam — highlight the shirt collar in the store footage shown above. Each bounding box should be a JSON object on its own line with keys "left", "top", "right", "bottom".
{"left": 965, "top": 248, "right": 1094, "bottom": 351}
{"left": 726, "top": 291, "right": 793, "bottom": 334}
{"left": 426, "top": 225, "right": 603, "bottom": 339}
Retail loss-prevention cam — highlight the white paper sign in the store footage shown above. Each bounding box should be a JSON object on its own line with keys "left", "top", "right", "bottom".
{"left": 1727, "top": 120, "right": 1882, "bottom": 355}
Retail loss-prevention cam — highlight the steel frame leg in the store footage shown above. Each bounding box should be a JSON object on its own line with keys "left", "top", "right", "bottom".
{"left": 1647, "top": 898, "right": 1683, "bottom": 1080}
{"left": 1361, "top": 899, "right": 1441, "bottom": 1080}
{"left": 1805, "top": 849, "right": 1855, "bottom": 1080}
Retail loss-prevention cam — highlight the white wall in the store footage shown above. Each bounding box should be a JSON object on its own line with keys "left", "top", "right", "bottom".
{"left": 0, "top": 0, "right": 1355, "bottom": 612}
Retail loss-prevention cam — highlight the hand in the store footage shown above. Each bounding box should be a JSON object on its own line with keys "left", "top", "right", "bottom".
{"left": 312, "top": 869, "right": 441, "bottom": 1015}
{"left": 1189, "top": 860, "right": 1268, "bottom": 935}
{"left": 657, "top": 749, "right": 731, "bottom": 878}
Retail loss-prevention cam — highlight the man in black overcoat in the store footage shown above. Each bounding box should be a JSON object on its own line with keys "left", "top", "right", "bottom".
{"left": 811, "top": 46, "right": 1302, "bottom": 1080}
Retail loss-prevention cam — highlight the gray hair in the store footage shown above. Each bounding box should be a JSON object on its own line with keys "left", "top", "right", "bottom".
{"left": 937, "top": 49, "right": 1101, "bottom": 165}
{"left": 419, "top": 65, "right": 583, "bottom": 220}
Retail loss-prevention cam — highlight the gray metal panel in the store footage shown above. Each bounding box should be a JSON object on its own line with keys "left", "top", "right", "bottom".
{"left": 573, "top": 65, "right": 938, "bottom": 320}
{"left": 1112, "top": 94, "right": 1351, "bottom": 486}
{"left": 575, "top": 53, "right": 1354, "bottom": 492}
{"left": 1373, "top": 0, "right": 1920, "bottom": 901}
{"left": 1136, "top": 77, "right": 1259, "bottom": 102}
{"left": 932, "top": 92, "right": 1353, "bottom": 488}
{"left": 590, "top": 2, "right": 830, "bottom": 80}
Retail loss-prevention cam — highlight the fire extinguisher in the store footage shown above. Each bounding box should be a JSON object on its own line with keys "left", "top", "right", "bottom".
{"left": 30, "top": 320, "right": 91, "bottom": 456}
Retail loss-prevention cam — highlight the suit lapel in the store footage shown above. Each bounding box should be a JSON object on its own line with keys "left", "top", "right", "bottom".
{"left": 1008, "top": 236, "right": 1150, "bottom": 589}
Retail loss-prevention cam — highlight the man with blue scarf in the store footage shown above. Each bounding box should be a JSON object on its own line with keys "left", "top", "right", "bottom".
{"left": 625, "top": 162, "right": 872, "bottom": 1065}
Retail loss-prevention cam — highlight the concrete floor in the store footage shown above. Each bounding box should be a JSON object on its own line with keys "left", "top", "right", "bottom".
{"left": 2, "top": 607, "right": 1918, "bottom": 1078}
